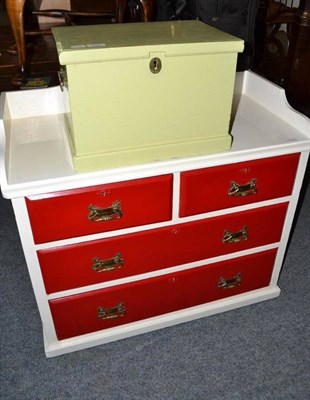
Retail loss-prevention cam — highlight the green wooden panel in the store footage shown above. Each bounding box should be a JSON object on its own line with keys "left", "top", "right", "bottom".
{"left": 52, "top": 21, "right": 243, "bottom": 171}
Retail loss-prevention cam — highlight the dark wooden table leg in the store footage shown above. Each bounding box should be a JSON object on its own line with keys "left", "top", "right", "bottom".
{"left": 5, "top": 0, "right": 27, "bottom": 84}
{"left": 117, "top": 0, "right": 127, "bottom": 22}
{"left": 128, "top": 0, "right": 156, "bottom": 22}
{"left": 139, "top": 0, "right": 156, "bottom": 21}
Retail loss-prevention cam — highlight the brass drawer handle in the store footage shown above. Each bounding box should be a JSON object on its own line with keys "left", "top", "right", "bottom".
{"left": 217, "top": 272, "right": 242, "bottom": 289}
{"left": 88, "top": 200, "right": 122, "bottom": 222}
{"left": 223, "top": 226, "right": 249, "bottom": 243}
{"left": 97, "top": 302, "right": 126, "bottom": 320}
{"left": 228, "top": 178, "right": 257, "bottom": 197}
{"left": 92, "top": 253, "right": 124, "bottom": 272}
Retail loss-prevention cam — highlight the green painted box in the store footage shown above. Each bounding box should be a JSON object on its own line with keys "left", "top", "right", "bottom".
{"left": 52, "top": 21, "right": 244, "bottom": 172}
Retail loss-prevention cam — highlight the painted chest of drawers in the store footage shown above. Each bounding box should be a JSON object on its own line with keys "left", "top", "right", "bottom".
{"left": 0, "top": 72, "right": 309, "bottom": 357}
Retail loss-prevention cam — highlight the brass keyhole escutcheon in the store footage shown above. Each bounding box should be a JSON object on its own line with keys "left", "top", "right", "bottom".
{"left": 150, "top": 57, "right": 162, "bottom": 74}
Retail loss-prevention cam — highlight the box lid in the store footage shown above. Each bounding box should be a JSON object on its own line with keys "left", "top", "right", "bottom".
{"left": 52, "top": 20, "right": 244, "bottom": 65}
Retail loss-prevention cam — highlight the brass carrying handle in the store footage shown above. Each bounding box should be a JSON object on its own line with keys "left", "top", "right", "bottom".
{"left": 57, "top": 70, "right": 67, "bottom": 92}
{"left": 88, "top": 200, "right": 122, "bottom": 222}
{"left": 217, "top": 272, "right": 242, "bottom": 289}
{"left": 228, "top": 178, "right": 257, "bottom": 197}
{"left": 92, "top": 253, "right": 124, "bottom": 272}
{"left": 222, "top": 226, "right": 249, "bottom": 243}
{"left": 97, "top": 302, "right": 126, "bottom": 320}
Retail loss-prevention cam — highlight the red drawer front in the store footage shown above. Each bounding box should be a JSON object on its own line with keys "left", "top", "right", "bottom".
{"left": 39, "top": 202, "right": 287, "bottom": 294}
{"left": 49, "top": 249, "right": 277, "bottom": 340}
{"left": 26, "top": 175, "right": 173, "bottom": 244}
{"left": 180, "top": 153, "right": 299, "bottom": 217}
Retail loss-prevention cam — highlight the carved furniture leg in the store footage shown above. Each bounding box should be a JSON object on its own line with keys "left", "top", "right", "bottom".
{"left": 117, "top": 0, "right": 127, "bottom": 22}
{"left": 6, "top": 0, "right": 27, "bottom": 84}
{"left": 128, "top": 0, "right": 155, "bottom": 22}
{"left": 139, "top": 0, "right": 156, "bottom": 21}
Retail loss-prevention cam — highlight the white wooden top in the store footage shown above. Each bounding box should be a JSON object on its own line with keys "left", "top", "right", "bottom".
{"left": 0, "top": 71, "right": 309, "bottom": 199}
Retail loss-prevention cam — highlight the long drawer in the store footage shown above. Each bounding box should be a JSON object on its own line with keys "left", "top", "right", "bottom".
{"left": 49, "top": 249, "right": 277, "bottom": 340}
{"left": 179, "top": 153, "right": 300, "bottom": 217}
{"left": 39, "top": 203, "right": 287, "bottom": 293}
{"left": 26, "top": 175, "right": 173, "bottom": 244}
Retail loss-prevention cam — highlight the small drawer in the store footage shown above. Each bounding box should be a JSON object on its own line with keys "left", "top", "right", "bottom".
{"left": 26, "top": 175, "right": 173, "bottom": 244}
{"left": 49, "top": 249, "right": 277, "bottom": 340}
{"left": 39, "top": 202, "right": 287, "bottom": 294}
{"left": 179, "top": 153, "right": 300, "bottom": 217}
